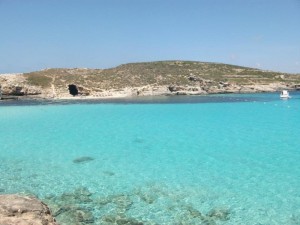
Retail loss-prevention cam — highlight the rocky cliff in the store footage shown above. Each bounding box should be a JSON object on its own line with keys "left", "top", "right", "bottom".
{"left": 1, "top": 61, "right": 300, "bottom": 99}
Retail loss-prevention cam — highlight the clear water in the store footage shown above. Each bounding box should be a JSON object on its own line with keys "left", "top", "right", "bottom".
{"left": 1, "top": 93, "right": 300, "bottom": 224}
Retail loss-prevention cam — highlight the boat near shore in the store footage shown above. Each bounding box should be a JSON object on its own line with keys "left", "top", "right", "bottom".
{"left": 280, "top": 90, "right": 291, "bottom": 99}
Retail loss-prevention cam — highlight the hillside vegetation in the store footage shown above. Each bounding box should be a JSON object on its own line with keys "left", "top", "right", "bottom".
{"left": 24, "top": 61, "right": 300, "bottom": 89}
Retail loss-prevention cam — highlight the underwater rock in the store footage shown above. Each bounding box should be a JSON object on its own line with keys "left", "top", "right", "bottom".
{"left": 0, "top": 194, "right": 57, "bottom": 225}
{"left": 291, "top": 213, "right": 300, "bottom": 224}
{"left": 59, "top": 192, "right": 92, "bottom": 204}
{"left": 44, "top": 184, "right": 230, "bottom": 225}
{"left": 57, "top": 187, "right": 93, "bottom": 204}
{"left": 54, "top": 206, "right": 95, "bottom": 224}
{"left": 176, "top": 204, "right": 230, "bottom": 224}
{"left": 28, "top": 173, "right": 39, "bottom": 179}
{"left": 185, "top": 206, "right": 203, "bottom": 219}
{"left": 200, "top": 218, "right": 217, "bottom": 225}
{"left": 134, "top": 185, "right": 164, "bottom": 205}
{"left": 52, "top": 205, "right": 81, "bottom": 217}
{"left": 94, "top": 194, "right": 133, "bottom": 215}
{"left": 133, "top": 138, "right": 144, "bottom": 144}
{"left": 75, "top": 209, "right": 95, "bottom": 223}
{"left": 73, "top": 156, "right": 95, "bottom": 164}
{"left": 101, "top": 213, "right": 143, "bottom": 225}
{"left": 103, "top": 171, "right": 115, "bottom": 176}
{"left": 94, "top": 196, "right": 112, "bottom": 207}
{"left": 139, "top": 193, "right": 156, "bottom": 204}
{"left": 207, "top": 208, "right": 230, "bottom": 221}
{"left": 52, "top": 205, "right": 71, "bottom": 217}
{"left": 74, "top": 187, "right": 93, "bottom": 196}
{"left": 174, "top": 205, "right": 228, "bottom": 225}
{"left": 136, "top": 190, "right": 158, "bottom": 204}
{"left": 112, "top": 194, "right": 133, "bottom": 212}
{"left": 45, "top": 187, "right": 95, "bottom": 224}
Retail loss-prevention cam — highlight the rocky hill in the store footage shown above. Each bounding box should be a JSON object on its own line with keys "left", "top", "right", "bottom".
{"left": 1, "top": 61, "right": 300, "bottom": 99}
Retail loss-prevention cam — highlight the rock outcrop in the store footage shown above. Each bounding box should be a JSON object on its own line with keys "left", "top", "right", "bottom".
{"left": 0, "top": 74, "right": 41, "bottom": 96}
{"left": 0, "top": 194, "right": 57, "bottom": 225}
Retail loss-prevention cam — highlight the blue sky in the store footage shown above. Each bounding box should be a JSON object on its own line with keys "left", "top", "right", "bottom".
{"left": 0, "top": 0, "right": 300, "bottom": 73}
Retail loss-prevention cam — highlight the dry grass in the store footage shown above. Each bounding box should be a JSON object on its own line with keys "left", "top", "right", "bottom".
{"left": 24, "top": 61, "right": 300, "bottom": 89}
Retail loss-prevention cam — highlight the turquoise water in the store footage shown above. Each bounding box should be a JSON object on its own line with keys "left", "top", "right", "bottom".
{"left": 1, "top": 93, "right": 300, "bottom": 224}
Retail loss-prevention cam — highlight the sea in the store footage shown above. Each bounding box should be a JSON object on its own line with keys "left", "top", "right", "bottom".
{"left": 1, "top": 92, "right": 300, "bottom": 225}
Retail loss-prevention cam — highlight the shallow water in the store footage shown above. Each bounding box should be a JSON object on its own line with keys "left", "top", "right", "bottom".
{"left": 1, "top": 93, "right": 300, "bottom": 224}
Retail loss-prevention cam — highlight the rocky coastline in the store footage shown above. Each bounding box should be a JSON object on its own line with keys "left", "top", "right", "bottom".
{"left": 1, "top": 61, "right": 300, "bottom": 100}
{"left": 0, "top": 185, "right": 231, "bottom": 225}
{"left": 1, "top": 73, "right": 299, "bottom": 101}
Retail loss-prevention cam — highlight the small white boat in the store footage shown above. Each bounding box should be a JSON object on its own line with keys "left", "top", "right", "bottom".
{"left": 280, "top": 90, "right": 291, "bottom": 99}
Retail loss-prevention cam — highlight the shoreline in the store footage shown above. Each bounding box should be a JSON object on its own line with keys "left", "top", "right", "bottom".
{"left": 3, "top": 88, "right": 299, "bottom": 101}
{"left": 1, "top": 90, "right": 299, "bottom": 106}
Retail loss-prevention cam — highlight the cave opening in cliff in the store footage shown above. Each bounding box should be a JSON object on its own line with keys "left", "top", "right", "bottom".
{"left": 68, "top": 84, "right": 78, "bottom": 96}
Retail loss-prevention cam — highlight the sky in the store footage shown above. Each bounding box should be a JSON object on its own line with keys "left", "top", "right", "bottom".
{"left": 0, "top": 0, "right": 300, "bottom": 73}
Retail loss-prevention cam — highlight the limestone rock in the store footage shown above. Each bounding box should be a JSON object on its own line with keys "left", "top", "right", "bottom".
{"left": 0, "top": 194, "right": 57, "bottom": 225}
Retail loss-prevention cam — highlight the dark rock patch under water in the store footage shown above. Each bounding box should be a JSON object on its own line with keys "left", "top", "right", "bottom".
{"left": 137, "top": 191, "right": 157, "bottom": 204}
{"left": 207, "top": 208, "right": 230, "bottom": 221}
{"left": 73, "top": 156, "right": 95, "bottom": 164}
{"left": 94, "top": 193, "right": 133, "bottom": 214}
{"left": 53, "top": 205, "right": 95, "bottom": 224}
{"left": 45, "top": 187, "right": 95, "bottom": 224}
{"left": 103, "top": 171, "right": 115, "bottom": 176}
{"left": 44, "top": 184, "right": 231, "bottom": 225}
{"left": 101, "top": 213, "right": 144, "bottom": 225}
{"left": 291, "top": 213, "right": 300, "bottom": 224}
{"left": 133, "top": 138, "right": 144, "bottom": 144}
{"left": 174, "top": 205, "right": 230, "bottom": 225}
